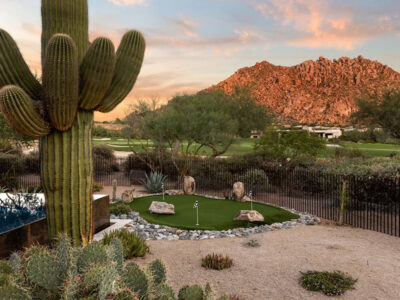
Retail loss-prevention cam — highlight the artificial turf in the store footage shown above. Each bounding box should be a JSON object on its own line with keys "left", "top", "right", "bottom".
{"left": 120, "top": 195, "right": 299, "bottom": 231}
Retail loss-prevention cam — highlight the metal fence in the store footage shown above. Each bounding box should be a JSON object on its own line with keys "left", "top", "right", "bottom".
{"left": 4, "top": 157, "right": 400, "bottom": 237}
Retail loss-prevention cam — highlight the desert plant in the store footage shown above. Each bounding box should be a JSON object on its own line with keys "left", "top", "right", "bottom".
{"left": 93, "top": 183, "right": 104, "bottom": 193}
{"left": 122, "top": 263, "right": 152, "bottom": 299}
{"left": 239, "top": 169, "right": 268, "bottom": 187}
{"left": 244, "top": 239, "right": 260, "bottom": 248}
{"left": 148, "top": 259, "right": 167, "bottom": 286}
{"left": 299, "top": 270, "right": 357, "bottom": 296}
{"left": 201, "top": 254, "right": 233, "bottom": 271}
{"left": 102, "top": 229, "right": 149, "bottom": 259}
{"left": 141, "top": 171, "right": 168, "bottom": 193}
{"left": 178, "top": 285, "right": 204, "bottom": 300}
{"left": 0, "top": 0, "right": 145, "bottom": 246}
{"left": 110, "top": 203, "right": 132, "bottom": 216}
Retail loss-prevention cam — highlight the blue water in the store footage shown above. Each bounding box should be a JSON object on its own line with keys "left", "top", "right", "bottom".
{"left": 0, "top": 207, "right": 46, "bottom": 234}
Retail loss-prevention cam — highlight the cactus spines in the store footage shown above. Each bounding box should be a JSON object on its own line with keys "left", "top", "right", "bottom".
{"left": 0, "top": 260, "right": 13, "bottom": 275}
{"left": 150, "top": 283, "right": 175, "bottom": 300}
{"left": 62, "top": 278, "right": 80, "bottom": 300}
{"left": 79, "top": 38, "right": 116, "bottom": 110}
{"left": 0, "top": 0, "right": 145, "bottom": 246}
{"left": 80, "top": 264, "right": 105, "bottom": 293}
{"left": 113, "top": 290, "right": 139, "bottom": 300}
{"left": 57, "top": 234, "right": 72, "bottom": 281}
{"left": 0, "top": 29, "right": 42, "bottom": 100}
{"left": 43, "top": 34, "right": 79, "bottom": 131}
{"left": 97, "top": 31, "right": 145, "bottom": 113}
{"left": 9, "top": 253, "right": 21, "bottom": 274}
{"left": 0, "top": 86, "right": 50, "bottom": 137}
{"left": 99, "top": 264, "right": 118, "bottom": 300}
{"left": 0, "top": 284, "right": 31, "bottom": 300}
{"left": 122, "top": 264, "right": 151, "bottom": 299}
{"left": 178, "top": 285, "right": 204, "bottom": 300}
{"left": 111, "top": 239, "right": 124, "bottom": 275}
{"left": 25, "top": 250, "right": 63, "bottom": 291}
{"left": 77, "top": 241, "right": 108, "bottom": 274}
{"left": 148, "top": 259, "right": 166, "bottom": 286}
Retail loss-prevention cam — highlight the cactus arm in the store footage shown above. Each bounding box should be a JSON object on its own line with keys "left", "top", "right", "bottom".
{"left": 41, "top": 0, "right": 89, "bottom": 63}
{"left": 0, "top": 85, "right": 50, "bottom": 137}
{"left": 96, "top": 30, "right": 145, "bottom": 113}
{"left": 43, "top": 34, "right": 79, "bottom": 131}
{"left": 0, "top": 29, "right": 42, "bottom": 100}
{"left": 79, "top": 37, "right": 116, "bottom": 110}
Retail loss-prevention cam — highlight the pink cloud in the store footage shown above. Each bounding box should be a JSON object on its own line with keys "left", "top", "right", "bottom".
{"left": 253, "top": 0, "right": 400, "bottom": 50}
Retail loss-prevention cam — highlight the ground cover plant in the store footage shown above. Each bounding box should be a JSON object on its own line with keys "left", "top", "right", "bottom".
{"left": 102, "top": 229, "right": 149, "bottom": 259}
{"left": 113, "top": 195, "right": 299, "bottom": 231}
{"left": 299, "top": 270, "right": 357, "bottom": 296}
{"left": 110, "top": 203, "right": 132, "bottom": 216}
{"left": 201, "top": 254, "right": 233, "bottom": 270}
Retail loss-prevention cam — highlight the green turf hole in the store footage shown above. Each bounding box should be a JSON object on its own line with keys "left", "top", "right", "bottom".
{"left": 114, "top": 195, "right": 299, "bottom": 231}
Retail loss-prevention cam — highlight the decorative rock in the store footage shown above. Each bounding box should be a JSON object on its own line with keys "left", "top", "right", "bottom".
{"left": 234, "top": 210, "right": 265, "bottom": 222}
{"left": 149, "top": 201, "right": 175, "bottom": 215}
{"left": 165, "top": 189, "right": 184, "bottom": 196}
{"left": 242, "top": 195, "right": 251, "bottom": 202}
{"left": 121, "top": 187, "right": 135, "bottom": 203}
{"left": 233, "top": 182, "right": 245, "bottom": 201}
{"left": 183, "top": 176, "right": 196, "bottom": 195}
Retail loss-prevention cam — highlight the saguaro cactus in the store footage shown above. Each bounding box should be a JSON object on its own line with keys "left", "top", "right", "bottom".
{"left": 0, "top": 0, "right": 145, "bottom": 245}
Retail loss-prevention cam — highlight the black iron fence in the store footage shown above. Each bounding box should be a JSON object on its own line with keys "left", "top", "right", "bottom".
{"left": 2, "top": 156, "right": 399, "bottom": 237}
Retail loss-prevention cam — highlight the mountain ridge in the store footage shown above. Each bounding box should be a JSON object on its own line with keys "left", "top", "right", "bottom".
{"left": 210, "top": 56, "right": 400, "bottom": 125}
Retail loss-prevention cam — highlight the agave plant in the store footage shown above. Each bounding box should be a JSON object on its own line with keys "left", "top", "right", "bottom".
{"left": 140, "top": 171, "right": 168, "bottom": 193}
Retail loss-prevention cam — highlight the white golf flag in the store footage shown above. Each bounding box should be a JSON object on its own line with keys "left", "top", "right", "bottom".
{"left": 193, "top": 200, "right": 199, "bottom": 208}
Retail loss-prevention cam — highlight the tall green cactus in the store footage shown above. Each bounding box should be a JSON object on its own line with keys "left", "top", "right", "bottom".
{"left": 0, "top": 0, "right": 145, "bottom": 245}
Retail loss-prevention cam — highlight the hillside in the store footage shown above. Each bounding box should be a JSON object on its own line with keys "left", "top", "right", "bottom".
{"left": 211, "top": 56, "right": 400, "bottom": 125}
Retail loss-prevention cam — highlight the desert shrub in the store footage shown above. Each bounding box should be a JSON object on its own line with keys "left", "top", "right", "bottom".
{"left": 110, "top": 203, "right": 132, "bottom": 216}
{"left": 93, "top": 184, "right": 104, "bottom": 192}
{"left": 141, "top": 171, "right": 167, "bottom": 193}
{"left": 299, "top": 270, "right": 357, "bottom": 296}
{"left": 23, "top": 151, "right": 40, "bottom": 174}
{"left": 201, "top": 254, "right": 233, "bottom": 270}
{"left": 239, "top": 169, "right": 268, "bottom": 187}
{"left": 102, "top": 229, "right": 149, "bottom": 259}
{"left": 334, "top": 147, "right": 366, "bottom": 159}
{"left": 244, "top": 239, "right": 260, "bottom": 248}
{"left": 93, "top": 144, "right": 119, "bottom": 173}
{"left": 25, "top": 186, "right": 44, "bottom": 193}
{"left": 93, "top": 125, "right": 122, "bottom": 138}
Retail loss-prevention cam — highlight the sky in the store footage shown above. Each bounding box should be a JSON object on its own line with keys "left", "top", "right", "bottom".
{"left": 2, "top": 0, "right": 400, "bottom": 121}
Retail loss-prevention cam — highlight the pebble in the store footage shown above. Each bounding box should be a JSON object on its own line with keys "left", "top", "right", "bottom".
{"left": 113, "top": 196, "right": 321, "bottom": 241}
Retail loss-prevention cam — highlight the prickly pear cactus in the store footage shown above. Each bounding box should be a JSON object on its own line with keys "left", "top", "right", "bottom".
{"left": 113, "top": 290, "right": 139, "bottom": 300}
{"left": 148, "top": 259, "right": 167, "bottom": 286}
{"left": 122, "top": 263, "right": 152, "bottom": 299}
{"left": 178, "top": 285, "right": 204, "bottom": 300}
{"left": 0, "top": 0, "right": 145, "bottom": 246}
{"left": 9, "top": 252, "right": 21, "bottom": 274}
{"left": 77, "top": 241, "right": 108, "bottom": 273}
{"left": 0, "top": 284, "right": 31, "bottom": 300}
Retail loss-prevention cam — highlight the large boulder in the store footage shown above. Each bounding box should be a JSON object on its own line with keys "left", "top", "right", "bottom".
{"left": 234, "top": 210, "right": 264, "bottom": 222}
{"left": 184, "top": 176, "right": 196, "bottom": 195}
{"left": 149, "top": 201, "right": 175, "bottom": 215}
{"left": 233, "top": 182, "right": 245, "bottom": 201}
{"left": 165, "top": 189, "right": 184, "bottom": 196}
{"left": 121, "top": 188, "right": 135, "bottom": 204}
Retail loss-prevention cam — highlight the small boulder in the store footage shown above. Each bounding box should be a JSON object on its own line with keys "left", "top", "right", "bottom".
{"left": 233, "top": 182, "right": 245, "bottom": 201}
{"left": 121, "top": 188, "right": 135, "bottom": 203}
{"left": 165, "top": 189, "right": 184, "bottom": 196}
{"left": 234, "top": 210, "right": 264, "bottom": 222}
{"left": 149, "top": 201, "right": 175, "bottom": 215}
{"left": 184, "top": 176, "right": 196, "bottom": 195}
{"left": 241, "top": 195, "right": 251, "bottom": 202}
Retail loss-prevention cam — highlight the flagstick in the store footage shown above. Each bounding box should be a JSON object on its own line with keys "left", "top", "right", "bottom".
{"left": 196, "top": 206, "right": 199, "bottom": 226}
{"left": 162, "top": 183, "right": 165, "bottom": 201}
{"left": 250, "top": 190, "right": 253, "bottom": 211}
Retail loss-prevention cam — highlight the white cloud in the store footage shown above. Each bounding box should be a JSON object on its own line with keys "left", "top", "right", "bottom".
{"left": 107, "top": 0, "right": 147, "bottom": 6}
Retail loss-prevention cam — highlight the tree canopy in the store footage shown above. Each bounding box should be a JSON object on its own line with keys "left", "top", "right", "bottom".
{"left": 352, "top": 90, "right": 400, "bottom": 139}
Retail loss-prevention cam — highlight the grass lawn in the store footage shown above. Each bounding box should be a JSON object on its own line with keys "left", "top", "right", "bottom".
{"left": 118, "top": 195, "right": 299, "bottom": 231}
{"left": 341, "top": 143, "right": 400, "bottom": 157}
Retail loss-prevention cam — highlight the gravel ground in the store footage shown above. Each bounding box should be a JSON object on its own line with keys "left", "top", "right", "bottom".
{"left": 134, "top": 224, "right": 400, "bottom": 300}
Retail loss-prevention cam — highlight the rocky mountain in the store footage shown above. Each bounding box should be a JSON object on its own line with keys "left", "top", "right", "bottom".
{"left": 211, "top": 56, "right": 400, "bottom": 125}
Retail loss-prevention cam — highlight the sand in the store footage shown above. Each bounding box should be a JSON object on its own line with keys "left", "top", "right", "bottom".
{"left": 133, "top": 224, "right": 400, "bottom": 300}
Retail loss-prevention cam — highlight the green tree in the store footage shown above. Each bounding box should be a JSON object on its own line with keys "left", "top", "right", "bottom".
{"left": 0, "top": 112, "right": 33, "bottom": 153}
{"left": 352, "top": 90, "right": 400, "bottom": 139}
{"left": 254, "top": 129, "right": 326, "bottom": 162}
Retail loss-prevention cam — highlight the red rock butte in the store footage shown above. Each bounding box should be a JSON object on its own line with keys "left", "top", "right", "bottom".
{"left": 211, "top": 56, "right": 400, "bottom": 125}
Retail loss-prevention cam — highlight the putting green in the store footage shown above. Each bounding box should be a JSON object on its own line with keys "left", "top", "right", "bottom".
{"left": 122, "top": 195, "right": 299, "bottom": 231}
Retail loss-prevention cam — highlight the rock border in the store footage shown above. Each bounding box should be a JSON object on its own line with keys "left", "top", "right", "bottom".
{"left": 111, "top": 194, "right": 321, "bottom": 241}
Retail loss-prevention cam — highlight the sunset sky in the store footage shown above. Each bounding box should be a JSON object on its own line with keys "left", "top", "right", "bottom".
{"left": 2, "top": 0, "right": 400, "bottom": 121}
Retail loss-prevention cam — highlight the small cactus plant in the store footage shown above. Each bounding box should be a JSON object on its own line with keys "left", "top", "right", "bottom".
{"left": 112, "top": 179, "right": 118, "bottom": 202}
{"left": 178, "top": 285, "right": 204, "bottom": 300}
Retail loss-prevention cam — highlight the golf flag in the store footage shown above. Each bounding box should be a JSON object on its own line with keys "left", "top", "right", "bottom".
{"left": 193, "top": 200, "right": 199, "bottom": 208}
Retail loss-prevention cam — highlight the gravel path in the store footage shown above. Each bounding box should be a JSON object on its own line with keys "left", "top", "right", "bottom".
{"left": 134, "top": 224, "right": 400, "bottom": 300}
